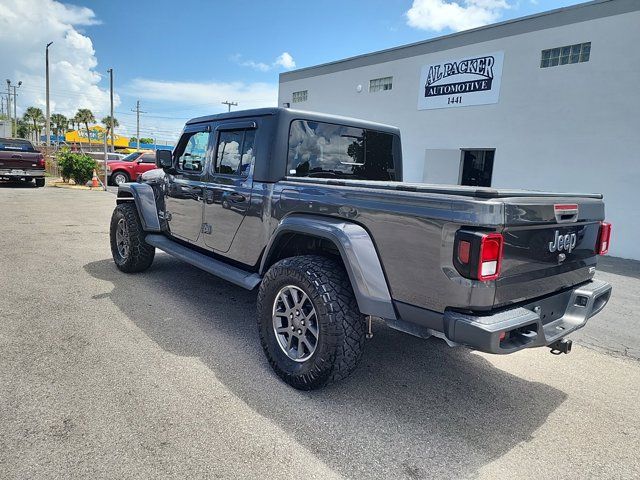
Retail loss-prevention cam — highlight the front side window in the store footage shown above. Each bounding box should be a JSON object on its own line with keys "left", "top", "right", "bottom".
{"left": 215, "top": 129, "right": 256, "bottom": 176}
{"left": 140, "top": 154, "right": 156, "bottom": 163}
{"left": 176, "top": 131, "right": 210, "bottom": 172}
{"left": 287, "top": 120, "right": 396, "bottom": 181}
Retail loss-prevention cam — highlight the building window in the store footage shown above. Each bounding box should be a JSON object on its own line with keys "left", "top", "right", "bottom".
{"left": 460, "top": 149, "right": 494, "bottom": 187}
{"left": 369, "top": 76, "right": 393, "bottom": 92}
{"left": 541, "top": 42, "right": 590, "bottom": 68}
{"left": 292, "top": 90, "right": 308, "bottom": 103}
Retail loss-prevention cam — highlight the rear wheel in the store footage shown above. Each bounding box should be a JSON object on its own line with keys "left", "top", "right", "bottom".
{"left": 112, "top": 171, "right": 129, "bottom": 186}
{"left": 257, "top": 255, "right": 366, "bottom": 390}
{"left": 110, "top": 203, "right": 155, "bottom": 273}
{"left": 35, "top": 178, "right": 45, "bottom": 187}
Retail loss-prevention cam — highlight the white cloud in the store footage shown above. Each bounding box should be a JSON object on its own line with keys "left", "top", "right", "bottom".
{"left": 406, "top": 0, "right": 511, "bottom": 32}
{"left": 233, "top": 52, "right": 296, "bottom": 71}
{"left": 127, "top": 79, "right": 278, "bottom": 109}
{"left": 274, "top": 52, "right": 296, "bottom": 70}
{"left": 0, "top": 0, "right": 117, "bottom": 121}
{"left": 121, "top": 78, "right": 278, "bottom": 141}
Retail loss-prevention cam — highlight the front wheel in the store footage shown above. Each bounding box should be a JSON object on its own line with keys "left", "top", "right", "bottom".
{"left": 111, "top": 171, "right": 129, "bottom": 186}
{"left": 257, "top": 255, "right": 366, "bottom": 390}
{"left": 110, "top": 203, "right": 155, "bottom": 273}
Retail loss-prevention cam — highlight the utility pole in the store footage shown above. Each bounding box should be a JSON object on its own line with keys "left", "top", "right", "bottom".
{"left": 12, "top": 84, "right": 20, "bottom": 137}
{"left": 45, "top": 42, "right": 53, "bottom": 147}
{"left": 131, "top": 100, "right": 145, "bottom": 151}
{"left": 107, "top": 68, "right": 114, "bottom": 152}
{"left": 6, "top": 80, "right": 11, "bottom": 137}
{"left": 221, "top": 101, "right": 237, "bottom": 112}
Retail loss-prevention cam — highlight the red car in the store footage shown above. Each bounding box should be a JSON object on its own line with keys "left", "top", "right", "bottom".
{"left": 107, "top": 151, "right": 158, "bottom": 185}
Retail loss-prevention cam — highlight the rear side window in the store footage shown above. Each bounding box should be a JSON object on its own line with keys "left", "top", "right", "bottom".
{"left": 215, "top": 129, "right": 255, "bottom": 176}
{"left": 0, "top": 138, "right": 36, "bottom": 151}
{"left": 287, "top": 120, "right": 396, "bottom": 181}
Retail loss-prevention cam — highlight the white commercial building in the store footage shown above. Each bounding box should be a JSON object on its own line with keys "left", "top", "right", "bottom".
{"left": 278, "top": 0, "right": 639, "bottom": 260}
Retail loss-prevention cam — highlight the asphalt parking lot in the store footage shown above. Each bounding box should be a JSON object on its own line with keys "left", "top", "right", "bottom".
{"left": 1, "top": 183, "right": 639, "bottom": 479}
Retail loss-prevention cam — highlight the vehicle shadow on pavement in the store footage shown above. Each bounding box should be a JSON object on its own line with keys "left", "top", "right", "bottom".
{"left": 84, "top": 255, "right": 567, "bottom": 480}
{"left": 0, "top": 180, "right": 38, "bottom": 188}
{"left": 597, "top": 255, "right": 640, "bottom": 280}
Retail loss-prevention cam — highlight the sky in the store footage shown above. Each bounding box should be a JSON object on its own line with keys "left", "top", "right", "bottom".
{"left": 0, "top": 0, "right": 584, "bottom": 143}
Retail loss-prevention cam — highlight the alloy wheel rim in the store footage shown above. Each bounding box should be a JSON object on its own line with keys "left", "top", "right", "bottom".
{"left": 114, "top": 174, "right": 126, "bottom": 185}
{"left": 115, "top": 218, "right": 129, "bottom": 258}
{"left": 272, "top": 285, "right": 319, "bottom": 362}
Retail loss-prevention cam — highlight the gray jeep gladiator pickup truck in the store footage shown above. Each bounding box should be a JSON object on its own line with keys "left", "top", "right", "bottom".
{"left": 109, "top": 108, "right": 612, "bottom": 390}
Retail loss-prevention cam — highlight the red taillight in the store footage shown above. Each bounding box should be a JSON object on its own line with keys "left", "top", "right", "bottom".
{"left": 478, "top": 233, "right": 503, "bottom": 281}
{"left": 453, "top": 231, "right": 504, "bottom": 282}
{"left": 457, "top": 240, "right": 471, "bottom": 264}
{"left": 596, "top": 222, "right": 611, "bottom": 255}
{"left": 37, "top": 155, "right": 45, "bottom": 168}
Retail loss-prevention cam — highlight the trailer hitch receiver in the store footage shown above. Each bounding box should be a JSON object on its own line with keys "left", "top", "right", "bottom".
{"left": 549, "top": 338, "right": 572, "bottom": 355}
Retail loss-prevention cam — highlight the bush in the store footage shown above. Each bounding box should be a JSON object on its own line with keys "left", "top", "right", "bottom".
{"left": 71, "top": 153, "right": 96, "bottom": 185}
{"left": 56, "top": 148, "right": 96, "bottom": 185}
{"left": 56, "top": 148, "right": 75, "bottom": 182}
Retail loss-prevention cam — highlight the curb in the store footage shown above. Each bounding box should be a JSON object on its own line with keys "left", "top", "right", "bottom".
{"left": 50, "top": 182, "right": 105, "bottom": 191}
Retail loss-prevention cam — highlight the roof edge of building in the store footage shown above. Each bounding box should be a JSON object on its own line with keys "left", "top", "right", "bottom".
{"left": 279, "top": 0, "right": 638, "bottom": 83}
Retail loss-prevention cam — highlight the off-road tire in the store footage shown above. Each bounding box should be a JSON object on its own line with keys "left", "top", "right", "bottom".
{"left": 110, "top": 203, "right": 155, "bottom": 273}
{"left": 34, "top": 178, "right": 45, "bottom": 187}
{"left": 257, "top": 255, "right": 366, "bottom": 390}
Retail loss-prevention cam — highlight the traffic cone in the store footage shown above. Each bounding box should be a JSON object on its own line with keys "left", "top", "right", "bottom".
{"left": 91, "top": 169, "right": 99, "bottom": 188}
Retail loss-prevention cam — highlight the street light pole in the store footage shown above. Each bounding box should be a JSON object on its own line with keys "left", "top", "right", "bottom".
{"left": 45, "top": 41, "right": 53, "bottom": 148}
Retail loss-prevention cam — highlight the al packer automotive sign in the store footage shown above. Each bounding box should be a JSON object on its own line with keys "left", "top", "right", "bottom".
{"left": 417, "top": 51, "right": 504, "bottom": 110}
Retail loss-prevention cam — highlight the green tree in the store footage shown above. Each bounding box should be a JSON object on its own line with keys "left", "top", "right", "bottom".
{"left": 75, "top": 108, "right": 96, "bottom": 146}
{"left": 139, "top": 137, "right": 154, "bottom": 144}
{"left": 23, "top": 107, "right": 45, "bottom": 143}
{"left": 101, "top": 115, "right": 119, "bottom": 132}
{"left": 16, "top": 119, "right": 30, "bottom": 139}
{"left": 50, "top": 113, "right": 68, "bottom": 139}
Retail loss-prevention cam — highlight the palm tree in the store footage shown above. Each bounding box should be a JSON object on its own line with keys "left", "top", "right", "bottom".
{"left": 23, "top": 107, "right": 45, "bottom": 143}
{"left": 101, "top": 115, "right": 119, "bottom": 132}
{"left": 101, "top": 115, "right": 119, "bottom": 150}
{"left": 50, "top": 113, "right": 68, "bottom": 140}
{"left": 75, "top": 108, "right": 96, "bottom": 146}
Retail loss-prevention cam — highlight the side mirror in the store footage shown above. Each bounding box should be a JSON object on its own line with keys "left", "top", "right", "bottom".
{"left": 156, "top": 150, "right": 173, "bottom": 169}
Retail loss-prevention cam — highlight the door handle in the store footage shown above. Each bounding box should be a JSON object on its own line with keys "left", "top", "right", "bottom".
{"left": 228, "top": 192, "right": 245, "bottom": 202}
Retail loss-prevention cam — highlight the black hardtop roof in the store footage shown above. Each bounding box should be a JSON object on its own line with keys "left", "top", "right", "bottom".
{"left": 186, "top": 107, "right": 401, "bottom": 135}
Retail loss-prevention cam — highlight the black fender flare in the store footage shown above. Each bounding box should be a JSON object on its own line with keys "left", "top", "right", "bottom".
{"left": 115, "top": 183, "right": 161, "bottom": 232}
{"left": 260, "top": 214, "right": 396, "bottom": 320}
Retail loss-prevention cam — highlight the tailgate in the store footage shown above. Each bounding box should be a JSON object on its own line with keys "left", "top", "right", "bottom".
{"left": 495, "top": 197, "right": 604, "bottom": 308}
{"left": 0, "top": 139, "right": 43, "bottom": 170}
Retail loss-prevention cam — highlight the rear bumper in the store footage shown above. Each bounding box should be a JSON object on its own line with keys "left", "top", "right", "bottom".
{"left": 0, "top": 169, "right": 45, "bottom": 178}
{"left": 443, "top": 279, "right": 612, "bottom": 354}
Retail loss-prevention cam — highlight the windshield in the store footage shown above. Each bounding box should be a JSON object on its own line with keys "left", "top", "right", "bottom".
{"left": 121, "top": 152, "right": 141, "bottom": 162}
{"left": 0, "top": 138, "right": 36, "bottom": 152}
